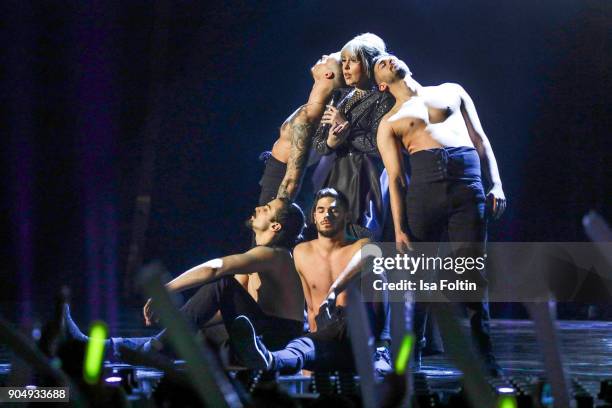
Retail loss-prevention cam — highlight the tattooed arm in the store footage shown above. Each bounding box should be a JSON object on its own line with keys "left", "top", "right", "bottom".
{"left": 277, "top": 104, "right": 324, "bottom": 200}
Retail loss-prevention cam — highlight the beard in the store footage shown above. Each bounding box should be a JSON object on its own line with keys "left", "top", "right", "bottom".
{"left": 317, "top": 222, "right": 344, "bottom": 238}
{"left": 395, "top": 66, "right": 407, "bottom": 80}
{"left": 394, "top": 60, "right": 411, "bottom": 80}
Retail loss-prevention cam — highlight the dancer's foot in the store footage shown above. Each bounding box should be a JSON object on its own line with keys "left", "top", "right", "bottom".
{"left": 63, "top": 304, "right": 88, "bottom": 342}
{"left": 63, "top": 304, "right": 161, "bottom": 361}
{"left": 64, "top": 304, "right": 116, "bottom": 357}
{"left": 229, "top": 315, "right": 273, "bottom": 370}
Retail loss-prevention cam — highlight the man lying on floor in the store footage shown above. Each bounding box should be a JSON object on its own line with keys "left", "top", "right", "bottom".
{"left": 64, "top": 198, "right": 307, "bottom": 358}
{"left": 231, "top": 188, "right": 391, "bottom": 374}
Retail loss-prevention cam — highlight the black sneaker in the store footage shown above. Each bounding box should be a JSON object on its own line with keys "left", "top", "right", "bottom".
{"left": 230, "top": 315, "right": 273, "bottom": 370}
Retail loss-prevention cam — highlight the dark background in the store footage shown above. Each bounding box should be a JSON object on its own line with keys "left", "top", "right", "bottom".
{"left": 2, "top": 0, "right": 610, "bottom": 326}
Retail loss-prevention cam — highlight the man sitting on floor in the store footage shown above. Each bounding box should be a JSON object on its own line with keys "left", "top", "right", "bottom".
{"left": 65, "top": 198, "right": 307, "bottom": 357}
{"left": 231, "top": 188, "right": 390, "bottom": 373}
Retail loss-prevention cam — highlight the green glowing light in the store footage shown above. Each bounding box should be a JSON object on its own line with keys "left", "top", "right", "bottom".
{"left": 83, "top": 321, "right": 108, "bottom": 385}
{"left": 498, "top": 395, "right": 517, "bottom": 408}
{"left": 394, "top": 334, "right": 415, "bottom": 375}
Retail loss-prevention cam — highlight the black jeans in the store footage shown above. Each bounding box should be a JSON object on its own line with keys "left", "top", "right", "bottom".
{"left": 406, "top": 147, "right": 493, "bottom": 358}
{"left": 114, "top": 277, "right": 303, "bottom": 355}
{"left": 271, "top": 307, "right": 354, "bottom": 373}
{"left": 258, "top": 152, "right": 287, "bottom": 205}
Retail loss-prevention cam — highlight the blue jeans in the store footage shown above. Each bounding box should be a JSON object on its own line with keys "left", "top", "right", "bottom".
{"left": 271, "top": 307, "right": 355, "bottom": 373}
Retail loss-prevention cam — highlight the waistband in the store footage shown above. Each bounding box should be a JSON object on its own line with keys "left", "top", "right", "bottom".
{"left": 260, "top": 151, "right": 287, "bottom": 178}
{"left": 410, "top": 146, "right": 481, "bottom": 183}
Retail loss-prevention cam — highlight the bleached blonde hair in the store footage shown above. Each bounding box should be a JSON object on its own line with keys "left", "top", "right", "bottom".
{"left": 341, "top": 33, "right": 388, "bottom": 84}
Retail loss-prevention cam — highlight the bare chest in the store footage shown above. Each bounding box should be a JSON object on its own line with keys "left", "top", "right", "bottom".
{"left": 392, "top": 96, "right": 453, "bottom": 127}
{"left": 304, "top": 251, "right": 352, "bottom": 293}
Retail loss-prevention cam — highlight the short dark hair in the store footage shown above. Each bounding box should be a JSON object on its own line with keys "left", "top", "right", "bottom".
{"left": 271, "top": 198, "right": 305, "bottom": 249}
{"left": 311, "top": 188, "right": 350, "bottom": 222}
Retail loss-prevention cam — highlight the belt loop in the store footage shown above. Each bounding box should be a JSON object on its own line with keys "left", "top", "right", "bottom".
{"left": 437, "top": 148, "right": 449, "bottom": 179}
{"left": 441, "top": 148, "right": 449, "bottom": 165}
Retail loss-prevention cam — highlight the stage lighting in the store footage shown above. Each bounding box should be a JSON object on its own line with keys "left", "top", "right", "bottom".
{"left": 83, "top": 321, "right": 108, "bottom": 385}
{"left": 104, "top": 376, "right": 122, "bottom": 384}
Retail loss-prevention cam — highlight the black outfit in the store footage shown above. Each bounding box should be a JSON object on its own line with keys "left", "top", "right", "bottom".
{"left": 258, "top": 151, "right": 287, "bottom": 205}
{"left": 113, "top": 276, "right": 303, "bottom": 355}
{"left": 313, "top": 88, "right": 394, "bottom": 240}
{"left": 406, "top": 146, "right": 494, "bottom": 359}
{"left": 406, "top": 147, "right": 486, "bottom": 243}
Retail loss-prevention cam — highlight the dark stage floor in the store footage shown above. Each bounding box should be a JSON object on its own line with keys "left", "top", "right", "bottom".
{"left": 1, "top": 308, "right": 611, "bottom": 403}
{"left": 423, "top": 319, "right": 612, "bottom": 399}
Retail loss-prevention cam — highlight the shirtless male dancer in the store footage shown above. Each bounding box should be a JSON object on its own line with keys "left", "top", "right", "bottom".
{"left": 374, "top": 54, "right": 506, "bottom": 376}
{"left": 259, "top": 53, "right": 345, "bottom": 204}
{"left": 64, "top": 198, "right": 307, "bottom": 356}
{"left": 231, "top": 188, "right": 385, "bottom": 373}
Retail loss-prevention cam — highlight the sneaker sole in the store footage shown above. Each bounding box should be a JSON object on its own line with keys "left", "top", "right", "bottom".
{"left": 230, "top": 315, "right": 269, "bottom": 369}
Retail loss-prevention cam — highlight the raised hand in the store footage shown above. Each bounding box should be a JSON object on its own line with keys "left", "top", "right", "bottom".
{"left": 143, "top": 298, "right": 158, "bottom": 326}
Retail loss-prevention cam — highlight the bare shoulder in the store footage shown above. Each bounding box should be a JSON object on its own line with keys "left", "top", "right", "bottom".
{"left": 378, "top": 110, "right": 398, "bottom": 131}
{"left": 246, "top": 245, "right": 276, "bottom": 257}
{"left": 293, "top": 241, "right": 314, "bottom": 263}
{"left": 244, "top": 245, "right": 282, "bottom": 265}
{"left": 248, "top": 246, "right": 293, "bottom": 275}
{"left": 271, "top": 245, "right": 293, "bottom": 259}
{"left": 420, "top": 83, "right": 465, "bottom": 108}
{"left": 436, "top": 82, "right": 466, "bottom": 96}
{"left": 272, "top": 246, "right": 295, "bottom": 270}
{"left": 382, "top": 106, "right": 398, "bottom": 122}
{"left": 279, "top": 105, "right": 304, "bottom": 134}
{"left": 293, "top": 240, "right": 312, "bottom": 254}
